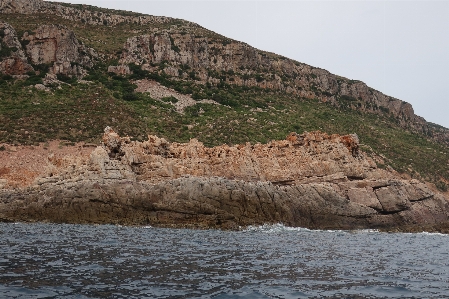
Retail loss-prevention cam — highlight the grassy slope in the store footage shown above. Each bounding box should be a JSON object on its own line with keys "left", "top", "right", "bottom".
{"left": 0, "top": 11, "right": 448, "bottom": 191}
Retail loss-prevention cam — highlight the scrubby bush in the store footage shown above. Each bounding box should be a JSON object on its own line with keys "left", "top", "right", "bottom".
{"left": 23, "top": 75, "right": 43, "bottom": 86}
{"left": 436, "top": 181, "right": 448, "bottom": 192}
{"left": 122, "top": 92, "right": 140, "bottom": 101}
{"left": 57, "top": 73, "right": 77, "bottom": 84}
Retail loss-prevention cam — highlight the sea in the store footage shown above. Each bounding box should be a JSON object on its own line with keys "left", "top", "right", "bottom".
{"left": 0, "top": 223, "right": 448, "bottom": 299}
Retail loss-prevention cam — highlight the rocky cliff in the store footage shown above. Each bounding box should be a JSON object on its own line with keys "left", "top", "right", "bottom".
{"left": 1, "top": 127, "right": 448, "bottom": 232}
{"left": 117, "top": 32, "right": 449, "bottom": 146}
{"left": 0, "top": 20, "right": 97, "bottom": 77}
{"left": 1, "top": 0, "right": 448, "bottom": 145}
{"left": 0, "top": 22, "right": 33, "bottom": 74}
{"left": 120, "top": 32, "right": 419, "bottom": 125}
{"left": 23, "top": 24, "right": 97, "bottom": 77}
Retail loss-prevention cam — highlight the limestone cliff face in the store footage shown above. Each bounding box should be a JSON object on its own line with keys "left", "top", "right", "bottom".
{"left": 0, "top": 22, "right": 33, "bottom": 74}
{"left": 119, "top": 32, "right": 424, "bottom": 130}
{"left": 23, "top": 24, "right": 97, "bottom": 77}
{"left": 1, "top": 127, "right": 448, "bottom": 232}
{"left": 116, "top": 32, "right": 449, "bottom": 145}
{"left": 0, "top": 21, "right": 97, "bottom": 77}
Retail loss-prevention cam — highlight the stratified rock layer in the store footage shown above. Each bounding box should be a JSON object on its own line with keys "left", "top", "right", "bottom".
{"left": 1, "top": 128, "right": 448, "bottom": 232}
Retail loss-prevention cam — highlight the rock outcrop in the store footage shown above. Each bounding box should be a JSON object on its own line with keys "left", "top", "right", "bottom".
{"left": 0, "top": 21, "right": 97, "bottom": 77}
{"left": 23, "top": 24, "right": 97, "bottom": 77}
{"left": 1, "top": 127, "right": 448, "bottom": 232}
{"left": 0, "top": 22, "right": 33, "bottom": 75}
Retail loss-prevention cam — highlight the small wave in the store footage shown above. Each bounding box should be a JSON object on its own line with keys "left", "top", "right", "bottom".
{"left": 242, "top": 224, "right": 382, "bottom": 234}
{"left": 416, "top": 231, "right": 449, "bottom": 236}
{"left": 241, "top": 223, "right": 346, "bottom": 234}
{"left": 352, "top": 229, "right": 380, "bottom": 234}
{"left": 242, "top": 223, "right": 304, "bottom": 233}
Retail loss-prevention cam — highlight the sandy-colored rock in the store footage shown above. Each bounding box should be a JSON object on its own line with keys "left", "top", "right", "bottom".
{"left": 108, "top": 65, "right": 131, "bottom": 76}
{"left": 375, "top": 184, "right": 412, "bottom": 213}
{"left": 134, "top": 79, "right": 218, "bottom": 113}
{"left": 347, "top": 188, "right": 382, "bottom": 210}
{"left": 1, "top": 127, "right": 448, "bottom": 232}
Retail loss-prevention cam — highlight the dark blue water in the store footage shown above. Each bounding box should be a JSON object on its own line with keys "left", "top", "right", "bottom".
{"left": 1, "top": 223, "right": 448, "bottom": 298}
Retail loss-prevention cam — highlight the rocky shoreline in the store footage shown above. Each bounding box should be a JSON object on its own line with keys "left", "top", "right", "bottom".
{"left": 1, "top": 127, "right": 449, "bottom": 232}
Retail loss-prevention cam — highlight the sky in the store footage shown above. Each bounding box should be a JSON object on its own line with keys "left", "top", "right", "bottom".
{"left": 50, "top": 0, "right": 449, "bottom": 129}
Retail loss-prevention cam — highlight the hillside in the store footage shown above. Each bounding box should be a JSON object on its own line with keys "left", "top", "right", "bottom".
{"left": 0, "top": 0, "right": 448, "bottom": 192}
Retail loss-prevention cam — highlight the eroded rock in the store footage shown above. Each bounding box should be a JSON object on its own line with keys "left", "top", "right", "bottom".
{"left": 0, "top": 22, "right": 34, "bottom": 75}
{"left": 1, "top": 128, "right": 448, "bottom": 231}
{"left": 23, "top": 24, "right": 97, "bottom": 77}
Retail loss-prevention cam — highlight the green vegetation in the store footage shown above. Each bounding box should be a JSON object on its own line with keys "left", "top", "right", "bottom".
{"left": 0, "top": 80, "right": 149, "bottom": 144}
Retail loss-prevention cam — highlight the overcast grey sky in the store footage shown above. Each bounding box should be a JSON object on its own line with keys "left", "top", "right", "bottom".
{"left": 50, "top": 0, "right": 449, "bottom": 129}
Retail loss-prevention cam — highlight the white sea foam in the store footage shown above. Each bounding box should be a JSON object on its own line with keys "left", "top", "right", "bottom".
{"left": 416, "top": 231, "right": 449, "bottom": 237}
{"left": 241, "top": 224, "right": 384, "bottom": 234}
{"left": 242, "top": 223, "right": 351, "bottom": 234}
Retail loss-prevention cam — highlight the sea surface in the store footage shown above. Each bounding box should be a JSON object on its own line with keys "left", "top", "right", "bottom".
{"left": 1, "top": 223, "right": 448, "bottom": 299}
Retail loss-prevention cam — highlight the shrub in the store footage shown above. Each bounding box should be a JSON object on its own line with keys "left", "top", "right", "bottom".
{"left": 123, "top": 92, "right": 140, "bottom": 101}
{"left": 23, "top": 75, "right": 43, "bottom": 86}
{"left": 33, "top": 63, "right": 51, "bottom": 75}
{"left": 339, "top": 95, "right": 357, "bottom": 102}
{"left": 57, "top": 73, "right": 77, "bottom": 84}
{"left": 436, "top": 181, "right": 448, "bottom": 192}
{"left": 255, "top": 74, "right": 264, "bottom": 83}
